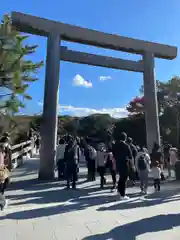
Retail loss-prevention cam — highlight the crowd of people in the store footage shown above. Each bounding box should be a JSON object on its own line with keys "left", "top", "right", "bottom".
{"left": 56, "top": 132, "right": 179, "bottom": 200}
{"left": 0, "top": 131, "right": 179, "bottom": 210}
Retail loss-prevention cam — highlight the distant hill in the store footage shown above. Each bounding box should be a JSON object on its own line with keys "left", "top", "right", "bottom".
{"left": 0, "top": 113, "right": 127, "bottom": 144}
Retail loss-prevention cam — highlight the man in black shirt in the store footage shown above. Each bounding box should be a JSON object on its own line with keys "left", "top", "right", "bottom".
{"left": 112, "top": 132, "right": 133, "bottom": 200}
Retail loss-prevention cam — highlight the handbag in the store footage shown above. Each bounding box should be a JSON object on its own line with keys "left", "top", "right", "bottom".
{"left": 0, "top": 166, "right": 9, "bottom": 183}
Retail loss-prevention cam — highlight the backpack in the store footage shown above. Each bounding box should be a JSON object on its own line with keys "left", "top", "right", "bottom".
{"left": 65, "top": 145, "right": 76, "bottom": 164}
{"left": 88, "top": 146, "right": 97, "bottom": 160}
{"left": 138, "top": 154, "right": 147, "bottom": 170}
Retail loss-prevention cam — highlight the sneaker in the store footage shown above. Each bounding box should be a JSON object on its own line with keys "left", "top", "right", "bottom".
{"left": 144, "top": 190, "right": 147, "bottom": 195}
{"left": 140, "top": 190, "right": 144, "bottom": 194}
{"left": 4, "top": 199, "right": 8, "bottom": 208}
{"left": 1, "top": 199, "right": 8, "bottom": 210}
{"left": 120, "top": 195, "right": 130, "bottom": 200}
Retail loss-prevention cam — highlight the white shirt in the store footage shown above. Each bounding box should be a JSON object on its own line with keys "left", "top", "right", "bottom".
{"left": 56, "top": 144, "right": 66, "bottom": 160}
{"left": 151, "top": 167, "right": 161, "bottom": 179}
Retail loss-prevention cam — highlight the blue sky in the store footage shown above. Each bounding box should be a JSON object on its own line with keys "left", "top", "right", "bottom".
{"left": 1, "top": 0, "right": 180, "bottom": 118}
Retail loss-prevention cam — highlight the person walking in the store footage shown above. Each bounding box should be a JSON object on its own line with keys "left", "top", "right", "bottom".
{"left": 151, "top": 142, "right": 165, "bottom": 180}
{"left": 168, "top": 147, "right": 178, "bottom": 178}
{"left": 152, "top": 161, "right": 161, "bottom": 191}
{"left": 106, "top": 148, "right": 116, "bottom": 190}
{"left": 96, "top": 144, "right": 107, "bottom": 189}
{"left": 135, "top": 146, "right": 151, "bottom": 194}
{"left": 84, "top": 140, "right": 97, "bottom": 181}
{"left": 64, "top": 138, "right": 79, "bottom": 189}
{"left": 112, "top": 132, "right": 133, "bottom": 200}
{"left": 56, "top": 138, "right": 66, "bottom": 180}
{"left": 35, "top": 135, "right": 40, "bottom": 154}
{"left": 127, "top": 137, "right": 138, "bottom": 185}
{"left": 0, "top": 144, "right": 10, "bottom": 210}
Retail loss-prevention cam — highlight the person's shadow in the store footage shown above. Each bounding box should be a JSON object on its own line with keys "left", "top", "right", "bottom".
{"left": 82, "top": 213, "right": 180, "bottom": 240}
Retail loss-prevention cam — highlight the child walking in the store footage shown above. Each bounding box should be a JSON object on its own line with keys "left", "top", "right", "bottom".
{"left": 152, "top": 161, "right": 161, "bottom": 191}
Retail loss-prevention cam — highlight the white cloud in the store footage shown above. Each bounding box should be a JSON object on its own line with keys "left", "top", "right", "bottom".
{"left": 72, "top": 74, "right": 92, "bottom": 88}
{"left": 60, "top": 105, "right": 128, "bottom": 118}
{"left": 99, "top": 76, "right": 112, "bottom": 81}
{"left": 38, "top": 102, "right": 127, "bottom": 118}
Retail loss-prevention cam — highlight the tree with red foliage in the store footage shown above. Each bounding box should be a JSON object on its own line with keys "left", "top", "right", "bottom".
{"left": 126, "top": 96, "right": 144, "bottom": 114}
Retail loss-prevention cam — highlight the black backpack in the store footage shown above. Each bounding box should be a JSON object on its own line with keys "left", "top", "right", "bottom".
{"left": 138, "top": 154, "right": 147, "bottom": 170}
{"left": 65, "top": 145, "right": 76, "bottom": 164}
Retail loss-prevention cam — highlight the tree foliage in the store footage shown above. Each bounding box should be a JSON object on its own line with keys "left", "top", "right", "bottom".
{"left": 127, "top": 76, "right": 180, "bottom": 115}
{"left": 0, "top": 14, "right": 43, "bottom": 114}
{"left": 126, "top": 76, "right": 180, "bottom": 146}
{"left": 126, "top": 96, "right": 144, "bottom": 115}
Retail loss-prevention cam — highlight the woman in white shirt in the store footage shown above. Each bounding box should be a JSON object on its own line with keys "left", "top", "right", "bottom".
{"left": 96, "top": 145, "right": 107, "bottom": 189}
{"left": 56, "top": 139, "right": 66, "bottom": 180}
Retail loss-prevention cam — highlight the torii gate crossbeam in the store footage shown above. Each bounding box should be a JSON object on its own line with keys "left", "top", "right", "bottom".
{"left": 60, "top": 47, "right": 144, "bottom": 72}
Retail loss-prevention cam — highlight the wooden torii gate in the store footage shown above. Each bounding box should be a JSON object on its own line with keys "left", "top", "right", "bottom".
{"left": 11, "top": 12, "right": 177, "bottom": 180}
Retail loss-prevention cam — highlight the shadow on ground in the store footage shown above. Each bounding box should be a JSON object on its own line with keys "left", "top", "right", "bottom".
{"left": 2, "top": 157, "right": 180, "bottom": 221}
{"left": 82, "top": 213, "right": 180, "bottom": 240}
{"left": 1, "top": 181, "right": 180, "bottom": 221}
{"left": 97, "top": 185, "right": 180, "bottom": 212}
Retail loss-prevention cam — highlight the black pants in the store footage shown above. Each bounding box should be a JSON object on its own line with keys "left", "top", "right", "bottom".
{"left": 111, "top": 170, "right": 116, "bottom": 186}
{"left": 129, "top": 169, "right": 136, "bottom": 182}
{"left": 57, "top": 160, "right": 65, "bottom": 180}
{"left": 154, "top": 179, "right": 160, "bottom": 191}
{"left": 0, "top": 193, "right": 6, "bottom": 210}
{"left": 161, "top": 172, "right": 165, "bottom": 181}
{"left": 89, "top": 160, "right": 96, "bottom": 181}
{"left": 87, "top": 160, "right": 96, "bottom": 181}
{"left": 98, "top": 166, "right": 106, "bottom": 188}
{"left": 0, "top": 178, "right": 9, "bottom": 195}
{"left": 87, "top": 160, "right": 91, "bottom": 180}
{"left": 66, "top": 165, "right": 78, "bottom": 188}
{"left": 117, "top": 173, "right": 128, "bottom": 197}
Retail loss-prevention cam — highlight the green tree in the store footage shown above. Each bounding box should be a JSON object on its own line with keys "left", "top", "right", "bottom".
{"left": 0, "top": 14, "right": 43, "bottom": 114}
{"left": 157, "top": 77, "right": 180, "bottom": 146}
{"left": 78, "top": 114, "right": 113, "bottom": 139}
{"left": 127, "top": 76, "right": 180, "bottom": 146}
{"left": 113, "top": 115, "right": 146, "bottom": 146}
{"left": 127, "top": 77, "right": 180, "bottom": 114}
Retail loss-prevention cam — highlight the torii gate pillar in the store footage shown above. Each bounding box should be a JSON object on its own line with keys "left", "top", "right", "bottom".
{"left": 143, "top": 52, "right": 160, "bottom": 152}
{"left": 38, "top": 33, "right": 60, "bottom": 180}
